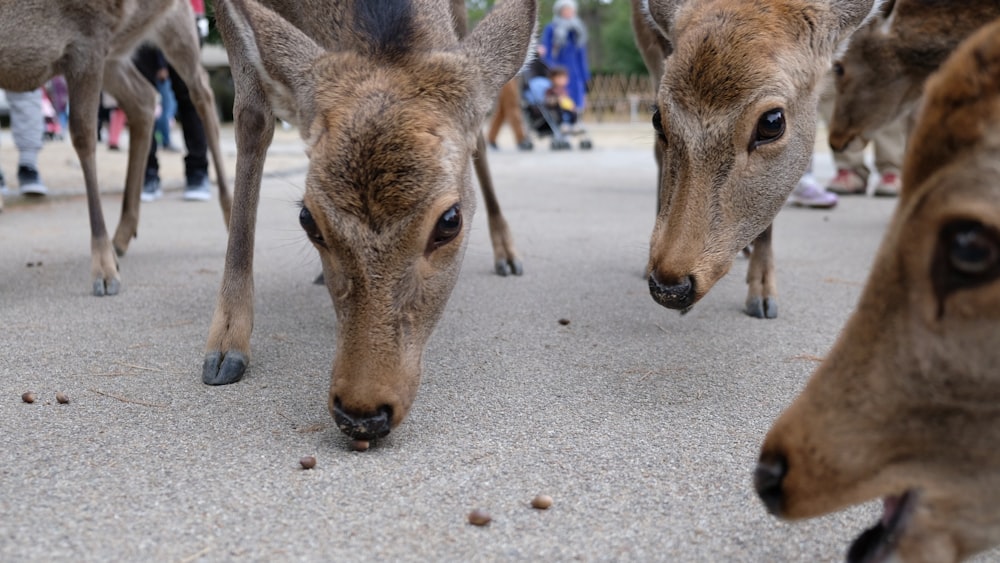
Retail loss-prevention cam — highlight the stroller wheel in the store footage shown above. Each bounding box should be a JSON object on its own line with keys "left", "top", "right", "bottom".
{"left": 579, "top": 139, "right": 593, "bottom": 150}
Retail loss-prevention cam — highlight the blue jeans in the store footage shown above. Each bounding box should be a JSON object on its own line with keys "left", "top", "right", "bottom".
{"left": 155, "top": 78, "right": 177, "bottom": 148}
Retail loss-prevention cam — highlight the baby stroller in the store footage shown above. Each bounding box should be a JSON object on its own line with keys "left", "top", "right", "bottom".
{"left": 520, "top": 59, "right": 593, "bottom": 151}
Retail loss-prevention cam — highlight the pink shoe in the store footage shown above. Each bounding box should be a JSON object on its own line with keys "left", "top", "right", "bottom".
{"left": 788, "top": 174, "right": 838, "bottom": 209}
{"left": 826, "top": 169, "right": 867, "bottom": 195}
{"left": 874, "top": 171, "right": 901, "bottom": 197}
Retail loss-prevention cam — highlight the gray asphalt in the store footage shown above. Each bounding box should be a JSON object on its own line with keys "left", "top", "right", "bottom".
{"left": 1, "top": 124, "right": 993, "bottom": 561}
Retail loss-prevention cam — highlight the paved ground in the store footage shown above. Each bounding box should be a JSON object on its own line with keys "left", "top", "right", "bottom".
{"left": 1, "top": 123, "right": 994, "bottom": 561}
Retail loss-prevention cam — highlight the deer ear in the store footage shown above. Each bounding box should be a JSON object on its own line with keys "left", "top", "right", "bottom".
{"left": 219, "top": 0, "right": 325, "bottom": 128}
{"left": 642, "top": 0, "right": 684, "bottom": 40}
{"left": 459, "top": 0, "right": 537, "bottom": 107}
{"left": 828, "top": 0, "right": 888, "bottom": 47}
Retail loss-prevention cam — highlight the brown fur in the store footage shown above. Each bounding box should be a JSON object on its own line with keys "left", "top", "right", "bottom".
{"left": 828, "top": 0, "right": 1000, "bottom": 152}
{"left": 0, "top": 0, "right": 230, "bottom": 295}
{"left": 633, "top": 0, "right": 881, "bottom": 318}
{"left": 204, "top": 0, "right": 536, "bottom": 438}
{"left": 756, "top": 19, "right": 1000, "bottom": 561}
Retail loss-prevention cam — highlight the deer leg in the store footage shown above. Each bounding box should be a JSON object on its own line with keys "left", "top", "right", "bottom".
{"left": 64, "top": 62, "right": 120, "bottom": 296}
{"left": 155, "top": 6, "right": 231, "bottom": 227}
{"left": 745, "top": 223, "right": 778, "bottom": 319}
{"left": 473, "top": 133, "right": 523, "bottom": 276}
{"left": 201, "top": 38, "right": 274, "bottom": 385}
{"left": 102, "top": 58, "right": 157, "bottom": 257}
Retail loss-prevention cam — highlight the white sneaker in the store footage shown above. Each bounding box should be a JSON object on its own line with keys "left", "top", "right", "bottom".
{"left": 788, "top": 173, "right": 837, "bottom": 209}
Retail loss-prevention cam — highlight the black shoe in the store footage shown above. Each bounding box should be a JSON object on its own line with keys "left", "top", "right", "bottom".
{"left": 17, "top": 166, "right": 48, "bottom": 196}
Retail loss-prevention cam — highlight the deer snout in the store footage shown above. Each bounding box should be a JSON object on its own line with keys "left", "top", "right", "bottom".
{"left": 648, "top": 271, "right": 696, "bottom": 310}
{"left": 829, "top": 129, "right": 867, "bottom": 153}
{"left": 331, "top": 397, "right": 393, "bottom": 440}
{"left": 754, "top": 452, "right": 789, "bottom": 517}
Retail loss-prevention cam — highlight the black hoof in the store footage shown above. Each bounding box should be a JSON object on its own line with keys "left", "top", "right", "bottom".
{"left": 202, "top": 351, "right": 248, "bottom": 385}
{"left": 93, "top": 278, "right": 121, "bottom": 297}
{"left": 745, "top": 297, "right": 778, "bottom": 319}
{"left": 313, "top": 272, "right": 324, "bottom": 285}
{"left": 494, "top": 258, "right": 524, "bottom": 277}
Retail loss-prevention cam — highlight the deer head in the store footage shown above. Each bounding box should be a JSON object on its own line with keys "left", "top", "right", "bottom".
{"left": 828, "top": 0, "right": 1000, "bottom": 153}
{"left": 223, "top": 0, "right": 535, "bottom": 439}
{"left": 642, "top": 0, "right": 882, "bottom": 311}
{"left": 756, "top": 20, "right": 1000, "bottom": 562}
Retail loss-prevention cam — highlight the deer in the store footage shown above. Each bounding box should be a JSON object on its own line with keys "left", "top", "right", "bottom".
{"left": 754, "top": 18, "right": 1000, "bottom": 562}
{"left": 0, "top": 0, "right": 230, "bottom": 296}
{"left": 631, "top": 0, "right": 884, "bottom": 319}
{"left": 828, "top": 0, "right": 1000, "bottom": 153}
{"left": 203, "top": 0, "right": 535, "bottom": 442}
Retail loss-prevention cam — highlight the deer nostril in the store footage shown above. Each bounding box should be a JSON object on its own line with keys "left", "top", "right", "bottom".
{"left": 332, "top": 398, "right": 393, "bottom": 440}
{"left": 648, "top": 272, "right": 696, "bottom": 310}
{"left": 754, "top": 454, "right": 788, "bottom": 516}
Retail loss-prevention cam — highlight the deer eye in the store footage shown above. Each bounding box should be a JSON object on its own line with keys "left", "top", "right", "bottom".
{"left": 299, "top": 205, "right": 325, "bottom": 247}
{"left": 651, "top": 107, "right": 667, "bottom": 143}
{"left": 428, "top": 204, "right": 462, "bottom": 253}
{"left": 751, "top": 108, "right": 785, "bottom": 150}
{"left": 932, "top": 220, "right": 1000, "bottom": 304}
{"left": 832, "top": 62, "right": 845, "bottom": 77}
{"left": 947, "top": 221, "right": 999, "bottom": 277}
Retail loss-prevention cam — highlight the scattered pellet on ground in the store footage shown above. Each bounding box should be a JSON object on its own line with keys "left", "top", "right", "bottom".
{"left": 299, "top": 456, "right": 317, "bottom": 470}
{"left": 468, "top": 509, "right": 492, "bottom": 526}
{"left": 350, "top": 440, "right": 370, "bottom": 452}
{"left": 531, "top": 494, "right": 553, "bottom": 509}
{"left": 558, "top": 318, "right": 570, "bottom": 326}
{"left": 21, "top": 392, "right": 36, "bottom": 404}
{"left": 56, "top": 393, "right": 70, "bottom": 404}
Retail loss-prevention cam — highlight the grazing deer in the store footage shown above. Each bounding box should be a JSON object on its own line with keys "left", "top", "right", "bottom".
{"left": 0, "top": 0, "right": 230, "bottom": 296}
{"left": 204, "top": 0, "right": 535, "bottom": 441}
{"left": 828, "top": 0, "right": 1000, "bottom": 153}
{"left": 755, "top": 19, "right": 1000, "bottom": 562}
{"left": 632, "top": 0, "right": 883, "bottom": 319}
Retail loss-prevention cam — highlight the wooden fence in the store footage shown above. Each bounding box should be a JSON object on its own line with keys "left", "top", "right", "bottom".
{"left": 585, "top": 73, "right": 657, "bottom": 123}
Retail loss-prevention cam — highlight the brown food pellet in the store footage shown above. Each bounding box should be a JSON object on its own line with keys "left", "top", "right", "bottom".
{"left": 56, "top": 393, "right": 70, "bottom": 404}
{"left": 558, "top": 318, "right": 571, "bottom": 326}
{"left": 531, "top": 494, "right": 553, "bottom": 509}
{"left": 21, "top": 392, "right": 36, "bottom": 404}
{"left": 351, "top": 440, "right": 370, "bottom": 452}
{"left": 299, "top": 455, "right": 316, "bottom": 470}
{"left": 468, "top": 509, "right": 492, "bottom": 526}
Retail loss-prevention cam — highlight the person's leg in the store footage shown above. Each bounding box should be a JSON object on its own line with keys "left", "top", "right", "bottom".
{"left": 8, "top": 89, "right": 47, "bottom": 196}
{"left": 499, "top": 81, "right": 530, "bottom": 149}
{"left": 818, "top": 73, "right": 868, "bottom": 194}
{"left": 132, "top": 45, "right": 164, "bottom": 200}
{"left": 486, "top": 102, "right": 505, "bottom": 149}
{"left": 155, "top": 78, "right": 176, "bottom": 149}
{"left": 871, "top": 112, "right": 907, "bottom": 197}
{"left": 168, "top": 63, "right": 210, "bottom": 200}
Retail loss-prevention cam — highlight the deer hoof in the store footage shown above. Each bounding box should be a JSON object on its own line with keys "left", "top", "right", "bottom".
{"left": 494, "top": 258, "right": 524, "bottom": 277}
{"left": 745, "top": 296, "right": 778, "bottom": 319}
{"left": 92, "top": 278, "right": 121, "bottom": 297}
{"left": 202, "top": 351, "right": 248, "bottom": 385}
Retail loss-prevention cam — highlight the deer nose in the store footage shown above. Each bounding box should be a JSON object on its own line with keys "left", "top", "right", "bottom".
{"left": 332, "top": 398, "right": 393, "bottom": 440}
{"left": 648, "top": 272, "right": 696, "bottom": 310}
{"left": 754, "top": 454, "right": 788, "bottom": 516}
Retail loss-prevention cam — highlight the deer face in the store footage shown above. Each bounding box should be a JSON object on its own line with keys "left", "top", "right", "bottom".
{"left": 756, "top": 23, "right": 1000, "bottom": 561}
{"left": 642, "top": 0, "right": 871, "bottom": 310}
{"left": 299, "top": 55, "right": 479, "bottom": 437}
{"left": 224, "top": 0, "right": 535, "bottom": 439}
{"left": 828, "top": 19, "right": 912, "bottom": 152}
